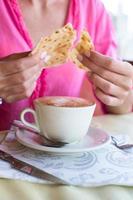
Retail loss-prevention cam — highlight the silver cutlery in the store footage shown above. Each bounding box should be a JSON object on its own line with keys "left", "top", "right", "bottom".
{"left": 111, "top": 136, "right": 133, "bottom": 152}
{"left": 0, "top": 149, "right": 68, "bottom": 185}
{"left": 13, "top": 121, "right": 133, "bottom": 151}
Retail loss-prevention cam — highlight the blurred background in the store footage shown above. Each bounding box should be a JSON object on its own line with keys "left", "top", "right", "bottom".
{"left": 101, "top": 0, "right": 133, "bottom": 62}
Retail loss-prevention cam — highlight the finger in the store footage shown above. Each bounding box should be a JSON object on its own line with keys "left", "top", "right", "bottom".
{"left": 4, "top": 66, "right": 41, "bottom": 103}
{"left": 78, "top": 55, "right": 96, "bottom": 71}
{"left": 88, "top": 51, "right": 133, "bottom": 78}
{"left": 5, "top": 80, "right": 36, "bottom": 103}
{"left": 92, "top": 73, "right": 129, "bottom": 99}
{"left": 3, "top": 71, "right": 39, "bottom": 97}
{"left": 1, "top": 51, "right": 30, "bottom": 61}
{"left": 0, "top": 53, "right": 40, "bottom": 76}
{"left": 0, "top": 64, "right": 41, "bottom": 89}
{"left": 95, "top": 88, "right": 123, "bottom": 106}
{"left": 6, "top": 93, "right": 27, "bottom": 103}
{"left": 81, "top": 56, "right": 132, "bottom": 90}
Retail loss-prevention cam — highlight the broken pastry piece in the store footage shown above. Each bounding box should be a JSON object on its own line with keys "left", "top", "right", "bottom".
{"left": 31, "top": 24, "right": 94, "bottom": 71}
{"left": 69, "top": 30, "right": 94, "bottom": 71}
{"left": 76, "top": 30, "right": 94, "bottom": 54}
{"left": 31, "top": 23, "right": 76, "bottom": 67}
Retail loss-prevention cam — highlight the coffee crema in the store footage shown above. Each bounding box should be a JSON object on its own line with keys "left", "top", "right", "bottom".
{"left": 36, "top": 96, "right": 92, "bottom": 107}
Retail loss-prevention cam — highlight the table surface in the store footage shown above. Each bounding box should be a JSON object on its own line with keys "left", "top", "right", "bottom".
{"left": 0, "top": 113, "right": 133, "bottom": 200}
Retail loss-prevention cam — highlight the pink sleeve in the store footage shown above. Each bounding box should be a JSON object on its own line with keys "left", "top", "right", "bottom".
{"left": 94, "top": 0, "right": 118, "bottom": 58}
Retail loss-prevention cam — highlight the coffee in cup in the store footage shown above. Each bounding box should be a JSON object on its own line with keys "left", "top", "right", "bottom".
{"left": 20, "top": 96, "right": 96, "bottom": 143}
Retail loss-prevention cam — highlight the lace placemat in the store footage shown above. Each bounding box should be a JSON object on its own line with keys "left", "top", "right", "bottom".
{"left": 0, "top": 128, "right": 133, "bottom": 187}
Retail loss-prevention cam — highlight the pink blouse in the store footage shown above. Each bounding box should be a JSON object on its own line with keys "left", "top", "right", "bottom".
{"left": 0, "top": 0, "right": 117, "bottom": 130}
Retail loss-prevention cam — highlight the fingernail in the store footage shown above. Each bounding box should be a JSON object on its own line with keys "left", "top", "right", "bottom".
{"left": 44, "top": 55, "right": 51, "bottom": 63}
{"left": 40, "top": 51, "right": 47, "bottom": 60}
{"left": 77, "top": 54, "right": 83, "bottom": 61}
{"left": 84, "top": 52, "right": 90, "bottom": 57}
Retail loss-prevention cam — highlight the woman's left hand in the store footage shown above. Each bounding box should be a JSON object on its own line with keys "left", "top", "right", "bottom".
{"left": 78, "top": 51, "right": 133, "bottom": 107}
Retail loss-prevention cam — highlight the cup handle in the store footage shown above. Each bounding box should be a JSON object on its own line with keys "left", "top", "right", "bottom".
{"left": 20, "top": 108, "right": 40, "bottom": 132}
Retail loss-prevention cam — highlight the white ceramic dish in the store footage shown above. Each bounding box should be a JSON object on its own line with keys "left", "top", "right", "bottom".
{"left": 15, "top": 127, "right": 111, "bottom": 155}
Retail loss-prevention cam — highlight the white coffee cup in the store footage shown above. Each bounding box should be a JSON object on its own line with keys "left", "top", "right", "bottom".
{"left": 20, "top": 96, "right": 96, "bottom": 143}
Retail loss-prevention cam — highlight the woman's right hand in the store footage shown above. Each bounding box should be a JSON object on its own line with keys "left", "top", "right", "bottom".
{"left": 0, "top": 52, "right": 43, "bottom": 103}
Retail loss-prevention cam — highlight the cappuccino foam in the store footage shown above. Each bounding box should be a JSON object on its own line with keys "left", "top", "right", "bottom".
{"left": 36, "top": 96, "right": 92, "bottom": 107}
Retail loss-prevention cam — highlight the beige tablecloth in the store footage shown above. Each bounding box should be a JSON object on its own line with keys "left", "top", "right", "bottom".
{"left": 0, "top": 113, "right": 133, "bottom": 200}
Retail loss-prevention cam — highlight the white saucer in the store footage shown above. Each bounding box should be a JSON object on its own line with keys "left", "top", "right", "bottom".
{"left": 15, "top": 127, "right": 111, "bottom": 155}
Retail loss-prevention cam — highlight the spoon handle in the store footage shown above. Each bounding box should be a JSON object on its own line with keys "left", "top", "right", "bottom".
{"left": 12, "top": 120, "right": 67, "bottom": 147}
{"left": 111, "top": 136, "right": 133, "bottom": 150}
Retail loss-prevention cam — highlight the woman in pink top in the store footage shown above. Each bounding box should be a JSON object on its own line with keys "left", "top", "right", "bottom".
{"left": 0, "top": 0, "right": 132, "bottom": 131}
